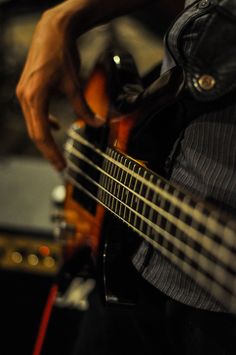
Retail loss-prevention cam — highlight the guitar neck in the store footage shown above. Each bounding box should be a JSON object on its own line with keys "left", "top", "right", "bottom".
{"left": 65, "top": 125, "right": 236, "bottom": 313}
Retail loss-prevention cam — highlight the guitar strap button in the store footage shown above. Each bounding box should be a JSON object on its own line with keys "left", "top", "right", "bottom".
{"left": 199, "top": 0, "right": 211, "bottom": 9}
{"left": 196, "top": 74, "right": 216, "bottom": 91}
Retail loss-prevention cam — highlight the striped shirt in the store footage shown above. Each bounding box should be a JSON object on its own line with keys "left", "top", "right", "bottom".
{"left": 133, "top": 0, "right": 236, "bottom": 312}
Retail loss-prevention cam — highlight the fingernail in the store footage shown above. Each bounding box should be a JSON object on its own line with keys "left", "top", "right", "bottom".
{"left": 49, "top": 114, "right": 61, "bottom": 130}
{"left": 95, "top": 114, "right": 104, "bottom": 121}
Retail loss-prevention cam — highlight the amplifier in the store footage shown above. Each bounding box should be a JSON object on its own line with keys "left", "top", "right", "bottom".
{"left": 0, "top": 156, "right": 64, "bottom": 276}
{"left": 0, "top": 229, "right": 62, "bottom": 276}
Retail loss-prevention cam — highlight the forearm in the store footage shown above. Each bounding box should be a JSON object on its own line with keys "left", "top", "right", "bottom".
{"left": 45, "top": 0, "right": 155, "bottom": 39}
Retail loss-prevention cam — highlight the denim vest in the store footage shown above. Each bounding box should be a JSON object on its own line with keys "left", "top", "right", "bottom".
{"left": 166, "top": 0, "right": 236, "bottom": 101}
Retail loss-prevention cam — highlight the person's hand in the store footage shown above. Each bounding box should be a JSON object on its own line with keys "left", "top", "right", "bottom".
{"left": 16, "top": 8, "right": 102, "bottom": 171}
{"left": 16, "top": 0, "right": 152, "bottom": 170}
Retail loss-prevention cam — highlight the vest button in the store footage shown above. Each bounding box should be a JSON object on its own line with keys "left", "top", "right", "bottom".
{"left": 197, "top": 74, "right": 216, "bottom": 91}
{"left": 199, "top": 0, "right": 211, "bottom": 9}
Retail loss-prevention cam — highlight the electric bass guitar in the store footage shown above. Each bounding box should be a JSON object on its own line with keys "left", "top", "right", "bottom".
{"left": 58, "top": 49, "right": 236, "bottom": 314}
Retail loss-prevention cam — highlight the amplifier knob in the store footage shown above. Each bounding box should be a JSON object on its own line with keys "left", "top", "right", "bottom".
{"left": 43, "top": 256, "right": 56, "bottom": 268}
{"left": 11, "top": 251, "right": 23, "bottom": 264}
{"left": 27, "top": 254, "right": 39, "bottom": 266}
{"left": 51, "top": 185, "right": 66, "bottom": 207}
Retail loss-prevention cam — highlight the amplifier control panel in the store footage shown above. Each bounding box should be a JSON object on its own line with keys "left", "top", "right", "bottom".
{"left": 0, "top": 233, "right": 62, "bottom": 276}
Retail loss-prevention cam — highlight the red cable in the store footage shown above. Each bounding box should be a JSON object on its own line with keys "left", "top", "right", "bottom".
{"left": 32, "top": 284, "right": 58, "bottom": 355}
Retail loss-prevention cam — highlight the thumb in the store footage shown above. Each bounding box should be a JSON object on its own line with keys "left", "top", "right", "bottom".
{"left": 63, "top": 75, "right": 105, "bottom": 127}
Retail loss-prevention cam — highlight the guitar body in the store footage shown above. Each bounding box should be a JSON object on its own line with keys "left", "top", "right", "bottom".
{"left": 62, "top": 53, "right": 143, "bottom": 306}
{"left": 62, "top": 47, "right": 179, "bottom": 305}
{"left": 64, "top": 127, "right": 140, "bottom": 307}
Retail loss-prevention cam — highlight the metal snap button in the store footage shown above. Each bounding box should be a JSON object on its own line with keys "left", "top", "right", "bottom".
{"left": 199, "top": 0, "right": 211, "bottom": 9}
{"left": 197, "top": 74, "right": 216, "bottom": 91}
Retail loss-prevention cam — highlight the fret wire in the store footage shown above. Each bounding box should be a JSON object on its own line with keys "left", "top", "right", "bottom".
{"left": 173, "top": 189, "right": 192, "bottom": 272}
{"left": 145, "top": 175, "right": 156, "bottom": 238}
{"left": 113, "top": 151, "right": 120, "bottom": 214}
{"left": 128, "top": 163, "right": 137, "bottom": 224}
{"left": 118, "top": 156, "right": 125, "bottom": 217}
{"left": 65, "top": 171, "right": 236, "bottom": 313}
{"left": 133, "top": 166, "right": 142, "bottom": 229}
{"left": 139, "top": 170, "right": 147, "bottom": 233}
{"left": 103, "top": 158, "right": 108, "bottom": 204}
{"left": 106, "top": 157, "right": 112, "bottom": 209}
{"left": 111, "top": 150, "right": 118, "bottom": 212}
{"left": 66, "top": 161, "right": 236, "bottom": 291}
{"left": 189, "top": 199, "right": 215, "bottom": 291}
{"left": 155, "top": 185, "right": 168, "bottom": 245}
{"left": 102, "top": 157, "right": 109, "bottom": 205}
{"left": 109, "top": 151, "right": 115, "bottom": 211}
{"left": 130, "top": 163, "right": 138, "bottom": 226}
{"left": 211, "top": 235, "right": 236, "bottom": 296}
{"left": 67, "top": 128, "right": 236, "bottom": 246}
{"left": 125, "top": 161, "right": 133, "bottom": 223}
{"left": 65, "top": 142, "right": 236, "bottom": 265}
{"left": 122, "top": 158, "right": 129, "bottom": 222}
{"left": 101, "top": 158, "right": 107, "bottom": 203}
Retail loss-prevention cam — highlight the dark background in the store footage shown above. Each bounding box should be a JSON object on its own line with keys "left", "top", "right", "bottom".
{"left": 0, "top": 1, "right": 184, "bottom": 354}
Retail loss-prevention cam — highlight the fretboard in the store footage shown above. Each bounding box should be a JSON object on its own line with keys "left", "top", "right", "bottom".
{"left": 65, "top": 125, "right": 236, "bottom": 313}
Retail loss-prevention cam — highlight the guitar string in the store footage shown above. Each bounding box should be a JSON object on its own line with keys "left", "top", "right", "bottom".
{"left": 67, "top": 144, "right": 235, "bottom": 265}
{"left": 67, "top": 127, "right": 236, "bottom": 247}
{"left": 66, "top": 158, "right": 236, "bottom": 290}
{"left": 65, "top": 171, "right": 236, "bottom": 312}
{"left": 65, "top": 138, "right": 236, "bottom": 256}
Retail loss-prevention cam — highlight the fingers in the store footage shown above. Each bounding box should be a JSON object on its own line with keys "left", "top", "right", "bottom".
{"left": 16, "top": 34, "right": 104, "bottom": 172}
{"left": 15, "top": 11, "right": 70, "bottom": 171}
{"left": 63, "top": 74, "right": 106, "bottom": 127}
{"left": 49, "top": 114, "right": 61, "bottom": 130}
{"left": 17, "top": 86, "right": 66, "bottom": 171}
{"left": 31, "top": 114, "right": 66, "bottom": 172}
